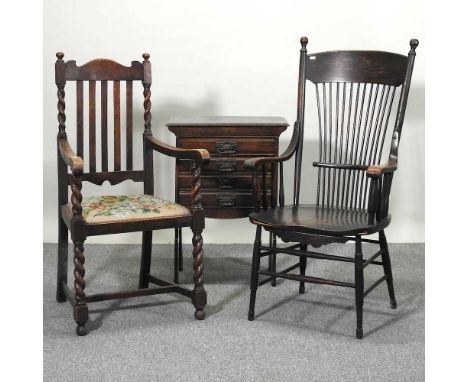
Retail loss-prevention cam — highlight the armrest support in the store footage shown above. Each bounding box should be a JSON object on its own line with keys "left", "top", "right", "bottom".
{"left": 145, "top": 135, "right": 210, "bottom": 165}
{"left": 145, "top": 135, "right": 209, "bottom": 223}
{"left": 366, "top": 161, "right": 398, "bottom": 221}
{"left": 57, "top": 137, "right": 84, "bottom": 222}
{"left": 245, "top": 121, "right": 299, "bottom": 170}
{"left": 58, "top": 137, "right": 83, "bottom": 175}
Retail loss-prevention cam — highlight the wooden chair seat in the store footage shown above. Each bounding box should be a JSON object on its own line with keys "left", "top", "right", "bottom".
{"left": 249, "top": 205, "right": 391, "bottom": 236}
{"left": 77, "top": 195, "right": 191, "bottom": 224}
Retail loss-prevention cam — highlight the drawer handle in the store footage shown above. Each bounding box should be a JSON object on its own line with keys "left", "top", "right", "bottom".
{"left": 216, "top": 141, "right": 238, "bottom": 154}
{"left": 217, "top": 161, "right": 237, "bottom": 172}
{"left": 216, "top": 177, "right": 236, "bottom": 190}
{"left": 217, "top": 196, "right": 237, "bottom": 207}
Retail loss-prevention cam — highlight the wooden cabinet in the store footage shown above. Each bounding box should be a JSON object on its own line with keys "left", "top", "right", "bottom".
{"left": 167, "top": 116, "right": 288, "bottom": 219}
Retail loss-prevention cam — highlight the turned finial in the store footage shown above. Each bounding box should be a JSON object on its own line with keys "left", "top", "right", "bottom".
{"left": 300, "top": 36, "right": 308, "bottom": 51}
{"left": 56, "top": 52, "right": 64, "bottom": 61}
{"left": 410, "top": 39, "right": 419, "bottom": 53}
{"left": 142, "top": 53, "right": 150, "bottom": 62}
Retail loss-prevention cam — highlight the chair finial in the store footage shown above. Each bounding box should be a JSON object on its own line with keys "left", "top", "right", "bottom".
{"left": 410, "top": 39, "right": 419, "bottom": 53}
{"left": 56, "top": 52, "right": 64, "bottom": 61}
{"left": 300, "top": 36, "right": 308, "bottom": 50}
{"left": 142, "top": 53, "right": 150, "bottom": 62}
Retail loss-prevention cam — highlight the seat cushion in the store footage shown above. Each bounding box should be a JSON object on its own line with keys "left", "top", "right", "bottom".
{"left": 249, "top": 205, "right": 391, "bottom": 236}
{"left": 81, "top": 195, "right": 191, "bottom": 224}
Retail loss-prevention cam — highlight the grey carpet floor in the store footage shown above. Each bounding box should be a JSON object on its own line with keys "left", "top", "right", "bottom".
{"left": 43, "top": 242, "right": 424, "bottom": 382}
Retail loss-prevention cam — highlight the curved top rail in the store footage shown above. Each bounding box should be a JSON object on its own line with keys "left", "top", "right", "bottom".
{"left": 305, "top": 50, "right": 408, "bottom": 86}
{"left": 63, "top": 59, "right": 144, "bottom": 81}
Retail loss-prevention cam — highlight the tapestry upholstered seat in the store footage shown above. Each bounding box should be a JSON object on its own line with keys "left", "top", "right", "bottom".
{"left": 78, "top": 195, "right": 191, "bottom": 224}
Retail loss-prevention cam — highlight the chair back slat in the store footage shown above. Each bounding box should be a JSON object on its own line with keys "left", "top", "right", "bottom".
{"left": 113, "top": 80, "right": 121, "bottom": 171}
{"left": 88, "top": 80, "right": 97, "bottom": 172}
{"left": 55, "top": 54, "right": 151, "bottom": 185}
{"left": 101, "top": 80, "right": 108, "bottom": 172}
{"left": 76, "top": 80, "right": 84, "bottom": 159}
{"left": 126, "top": 80, "right": 133, "bottom": 170}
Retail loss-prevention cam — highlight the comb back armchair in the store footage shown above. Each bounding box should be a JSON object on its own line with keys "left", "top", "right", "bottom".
{"left": 55, "top": 53, "right": 209, "bottom": 336}
{"left": 247, "top": 38, "right": 419, "bottom": 339}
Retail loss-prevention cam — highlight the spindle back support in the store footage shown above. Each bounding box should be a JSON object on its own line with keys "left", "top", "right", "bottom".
{"left": 55, "top": 53, "right": 152, "bottom": 185}
{"left": 293, "top": 39, "right": 418, "bottom": 210}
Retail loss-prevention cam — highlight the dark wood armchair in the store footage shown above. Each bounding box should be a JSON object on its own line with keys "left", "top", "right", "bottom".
{"left": 247, "top": 38, "right": 419, "bottom": 339}
{"left": 55, "top": 53, "right": 209, "bottom": 335}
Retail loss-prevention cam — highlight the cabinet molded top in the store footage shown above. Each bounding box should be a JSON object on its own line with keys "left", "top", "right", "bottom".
{"left": 166, "top": 116, "right": 289, "bottom": 127}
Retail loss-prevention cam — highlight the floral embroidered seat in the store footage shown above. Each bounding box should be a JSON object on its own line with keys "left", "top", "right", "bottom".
{"left": 80, "top": 195, "right": 191, "bottom": 224}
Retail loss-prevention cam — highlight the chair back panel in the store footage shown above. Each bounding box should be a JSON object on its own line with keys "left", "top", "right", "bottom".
{"left": 293, "top": 39, "right": 418, "bottom": 210}
{"left": 55, "top": 55, "right": 151, "bottom": 184}
{"left": 312, "top": 81, "right": 399, "bottom": 209}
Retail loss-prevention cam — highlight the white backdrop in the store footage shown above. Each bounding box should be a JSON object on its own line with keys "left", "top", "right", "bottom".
{"left": 43, "top": 0, "right": 424, "bottom": 244}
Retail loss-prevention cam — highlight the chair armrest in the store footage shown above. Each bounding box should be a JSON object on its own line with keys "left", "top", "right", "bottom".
{"left": 245, "top": 121, "right": 299, "bottom": 170}
{"left": 58, "top": 137, "right": 83, "bottom": 175}
{"left": 313, "top": 162, "right": 369, "bottom": 171}
{"left": 145, "top": 135, "right": 210, "bottom": 164}
{"left": 366, "top": 161, "right": 398, "bottom": 177}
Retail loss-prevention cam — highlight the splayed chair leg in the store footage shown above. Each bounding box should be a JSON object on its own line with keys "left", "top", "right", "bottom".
{"left": 268, "top": 232, "right": 277, "bottom": 286}
{"left": 248, "top": 226, "right": 262, "bottom": 321}
{"left": 379, "top": 230, "right": 397, "bottom": 309}
{"left": 299, "top": 243, "right": 307, "bottom": 294}
{"left": 354, "top": 236, "right": 364, "bottom": 339}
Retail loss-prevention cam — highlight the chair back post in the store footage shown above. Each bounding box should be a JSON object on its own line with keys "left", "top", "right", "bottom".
{"left": 55, "top": 52, "right": 67, "bottom": 139}
{"left": 142, "top": 53, "right": 154, "bottom": 195}
{"left": 389, "top": 39, "right": 419, "bottom": 163}
{"left": 55, "top": 52, "right": 70, "bottom": 209}
{"left": 293, "top": 36, "right": 308, "bottom": 205}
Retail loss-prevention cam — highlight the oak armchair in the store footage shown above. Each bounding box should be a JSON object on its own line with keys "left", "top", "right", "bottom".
{"left": 55, "top": 53, "right": 209, "bottom": 336}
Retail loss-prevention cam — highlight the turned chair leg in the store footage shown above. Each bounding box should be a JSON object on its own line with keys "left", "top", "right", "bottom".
{"left": 299, "top": 243, "right": 307, "bottom": 294}
{"left": 268, "top": 233, "right": 277, "bottom": 286}
{"left": 248, "top": 226, "right": 262, "bottom": 321}
{"left": 56, "top": 216, "right": 68, "bottom": 302}
{"left": 139, "top": 231, "right": 153, "bottom": 289}
{"left": 354, "top": 236, "right": 364, "bottom": 339}
{"left": 191, "top": 229, "right": 207, "bottom": 320}
{"left": 379, "top": 230, "right": 397, "bottom": 309}
{"left": 73, "top": 240, "right": 89, "bottom": 336}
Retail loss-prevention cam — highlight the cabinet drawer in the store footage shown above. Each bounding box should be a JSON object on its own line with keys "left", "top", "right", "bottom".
{"left": 178, "top": 191, "right": 271, "bottom": 210}
{"left": 178, "top": 174, "right": 272, "bottom": 191}
{"left": 178, "top": 158, "right": 273, "bottom": 174}
{"left": 178, "top": 138, "right": 276, "bottom": 156}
